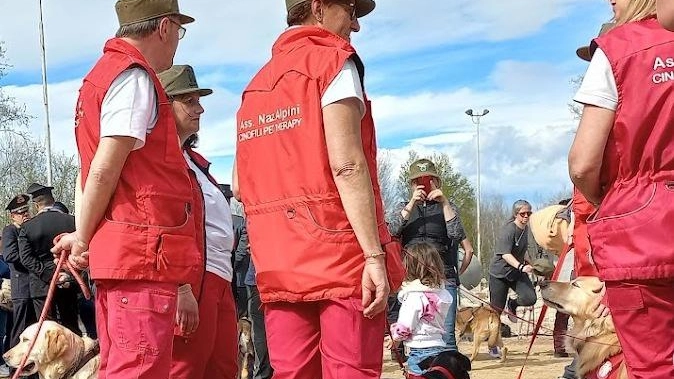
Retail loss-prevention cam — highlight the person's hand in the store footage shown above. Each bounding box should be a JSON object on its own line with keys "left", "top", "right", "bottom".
{"left": 426, "top": 180, "right": 447, "bottom": 204}
{"left": 176, "top": 284, "right": 199, "bottom": 336}
{"left": 522, "top": 264, "right": 534, "bottom": 274}
{"left": 591, "top": 285, "right": 610, "bottom": 318}
{"left": 409, "top": 185, "right": 426, "bottom": 204}
{"left": 57, "top": 272, "right": 72, "bottom": 289}
{"left": 52, "top": 232, "right": 89, "bottom": 270}
{"left": 362, "top": 255, "right": 389, "bottom": 319}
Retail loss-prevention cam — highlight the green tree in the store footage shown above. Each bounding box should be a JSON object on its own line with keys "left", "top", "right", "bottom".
{"left": 0, "top": 42, "right": 78, "bottom": 224}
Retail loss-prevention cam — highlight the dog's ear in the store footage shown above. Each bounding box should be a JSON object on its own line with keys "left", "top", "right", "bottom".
{"left": 418, "top": 355, "right": 435, "bottom": 370}
{"left": 454, "top": 351, "right": 472, "bottom": 372}
{"left": 45, "top": 329, "right": 67, "bottom": 361}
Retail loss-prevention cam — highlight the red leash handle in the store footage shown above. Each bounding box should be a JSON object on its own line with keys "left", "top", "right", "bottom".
{"left": 10, "top": 241, "right": 92, "bottom": 379}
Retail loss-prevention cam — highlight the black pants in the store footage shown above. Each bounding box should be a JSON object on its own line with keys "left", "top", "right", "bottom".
{"left": 489, "top": 272, "right": 537, "bottom": 314}
{"left": 247, "top": 285, "right": 273, "bottom": 379}
{"left": 234, "top": 285, "right": 249, "bottom": 320}
{"left": 33, "top": 287, "right": 81, "bottom": 336}
{"left": 10, "top": 298, "right": 36, "bottom": 348}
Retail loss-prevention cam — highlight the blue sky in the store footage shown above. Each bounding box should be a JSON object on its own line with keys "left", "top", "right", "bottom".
{"left": 0, "top": 0, "right": 612, "bottom": 209}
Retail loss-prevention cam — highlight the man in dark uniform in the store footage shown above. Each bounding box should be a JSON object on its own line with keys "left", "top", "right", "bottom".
{"left": 2, "top": 194, "right": 34, "bottom": 377}
{"left": 2, "top": 194, "right": 36, "bottom": 351}
{"left": 219, "top": 184, "right": 249, "bottom": 319}
{"left": 18, "top": 183, "right": 79, "bottom": 335}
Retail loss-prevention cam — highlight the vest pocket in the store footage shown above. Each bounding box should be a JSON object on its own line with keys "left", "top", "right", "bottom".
{"left": 155, "top": 233, "right": 201, "bottom": 271}
{"left": 105, "top": 195, "right": 191, "bottom": 229}
{"left": 587, "top": 182, "right": 659, "bottom": 232}
{"left": 291, "top": 203, "right": 358, "bottom": 244}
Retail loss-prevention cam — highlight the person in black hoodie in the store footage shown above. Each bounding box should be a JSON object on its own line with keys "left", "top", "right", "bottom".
{"left": 388, "top": 158, "right": 471, "bottom": 353}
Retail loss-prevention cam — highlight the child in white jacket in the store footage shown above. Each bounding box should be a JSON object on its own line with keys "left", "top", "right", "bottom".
{"left": 390, "top": 242, "right": 453, "bottom": 377}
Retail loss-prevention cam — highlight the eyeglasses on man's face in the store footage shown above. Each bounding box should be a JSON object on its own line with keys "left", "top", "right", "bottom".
{"left": 167, "top": 18, "right": 186, "bottom": 40}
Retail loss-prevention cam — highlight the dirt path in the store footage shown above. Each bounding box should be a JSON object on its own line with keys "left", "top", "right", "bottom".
{"left": 381, "top": 336, "right": 573, "bottom": 379}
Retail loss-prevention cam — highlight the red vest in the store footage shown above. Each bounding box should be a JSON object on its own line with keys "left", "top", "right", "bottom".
{"left": 572, "top": 188, "right": 599, "bottom": 277}
{"left": 236, "top": 27, "right": 398, "bottom": 302}
{"left": 587, "top": 17, "right": 674, "bottom": 281}
{"left": 75, "top": 38, "right": 202, "bottom": 284}
{"left": 585, "top": 352, "right": 624, "bottom": 379}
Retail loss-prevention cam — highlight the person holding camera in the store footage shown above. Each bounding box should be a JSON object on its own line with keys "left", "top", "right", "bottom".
{"left": 388, "top": 158, "right": 471, "bottom": 353}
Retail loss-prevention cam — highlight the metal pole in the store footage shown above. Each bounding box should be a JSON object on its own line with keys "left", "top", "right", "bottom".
{"left": 38, "top": 0, "right": 53, "bottom": 186}
{"left": 475, "top": 116, "right": 482, "bottom": 263}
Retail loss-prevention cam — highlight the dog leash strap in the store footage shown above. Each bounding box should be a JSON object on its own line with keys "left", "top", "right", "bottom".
{"left": 427, "top": 365, "right": 456, "bottom": 379}
{"left": 516, "top": 245, "right": 569, "bottom": 379}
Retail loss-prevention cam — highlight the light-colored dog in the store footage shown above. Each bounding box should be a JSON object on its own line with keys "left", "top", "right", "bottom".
{"left": 237, "top": 318, "right": 254, "bottom": 379}
{"left": 541, "top": 277, "right": 626, "bottom": 379}
{"left": 3, "top": 321, "right": 99, "bottom": 379}
{"left": 0, "top": 278, "right": 12, "bottom": 312}
{"left": 455, "top": 305, "right": 507, "bottom": 362}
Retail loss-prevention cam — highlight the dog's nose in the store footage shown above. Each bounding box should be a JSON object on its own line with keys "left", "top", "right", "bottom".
{"left": 539, "top": 280, "right": 550, "bottom": 289}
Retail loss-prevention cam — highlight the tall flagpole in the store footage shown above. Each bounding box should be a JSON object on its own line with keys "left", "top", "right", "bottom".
{"left": 38, "top": 0, "right": 53, "bottom": 186}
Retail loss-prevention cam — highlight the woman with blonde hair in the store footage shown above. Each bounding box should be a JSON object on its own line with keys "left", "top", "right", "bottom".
{"left": 569, "top": 0, "right": 674, "bottom": 377}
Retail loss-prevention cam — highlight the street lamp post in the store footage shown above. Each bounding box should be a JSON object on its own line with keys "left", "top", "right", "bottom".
{"left": 465, "top": 108, "right": 489, "bottom": 262}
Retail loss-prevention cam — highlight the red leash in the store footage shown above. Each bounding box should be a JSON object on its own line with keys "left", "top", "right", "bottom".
{"left": 10, "top": 248, "right": 91, "bottom": 379}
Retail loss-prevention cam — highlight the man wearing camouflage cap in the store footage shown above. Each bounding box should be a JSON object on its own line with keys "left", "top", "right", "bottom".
{"left": 52, "top": 1, "right": 202, "bottom": 378}
{"left": 233, "top": 1, "right": 404, "bottom": 378}
{"left": 158, "top": 64, "right": 239, "bottom": 379}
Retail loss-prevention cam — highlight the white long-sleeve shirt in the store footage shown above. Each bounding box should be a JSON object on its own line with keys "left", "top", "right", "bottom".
{"left": 390, "top": 279, "right": 453, "bottom": 349}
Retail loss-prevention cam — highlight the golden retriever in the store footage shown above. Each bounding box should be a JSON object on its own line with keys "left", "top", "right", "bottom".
{"left": 238, "top": 318, "right": 255, "bottom": 379}
{"left": 3, "top": 321, "right": 99, "bottom": 379}
{"left": 540, "top": 277, "right": 627, "bottom": 379}
{"left": 455, "top": 305, "right": 507, "bottom": 362}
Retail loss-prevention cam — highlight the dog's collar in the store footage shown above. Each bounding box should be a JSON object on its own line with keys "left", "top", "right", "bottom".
{"left": 427, "top": 365, "right": 456, "bottom": 379}
{"left": 63, "top": 340, "right": 100, "bottom": 379}
{"left": 585, "top": 352, "right": 624, "bottom": 379}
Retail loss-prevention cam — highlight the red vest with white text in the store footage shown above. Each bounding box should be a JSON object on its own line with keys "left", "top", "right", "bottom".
{"left": 587, "top": 17, "right": 674, "bottom": 281}
{"left": 75, "top": 38, "right": 202, "bottom": 284}
{"left": 236, "top": 27, "right": 395, "bottom": 302}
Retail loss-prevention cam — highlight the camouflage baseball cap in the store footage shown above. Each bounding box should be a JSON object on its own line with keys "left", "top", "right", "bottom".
{"left": 158, "top": 65, "right": 213, "bottom": 97}
{"left": 576, "top": 23, "right": 614, "bottom": 62}
{"left": 409, "top": 158, "right": 440, "bottom": 181}
{"left": 285, "top": 0, "right": 376, "bottom": 18}
{"left": 115, "top": 0, "right": 194, "bottom": 27}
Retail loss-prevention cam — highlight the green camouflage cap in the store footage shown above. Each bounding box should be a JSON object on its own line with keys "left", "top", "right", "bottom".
{"left": 115, "top": 0, "right": 194, "bottom": 27}
{"left": 576, "top": 23, "right": 614, "bottom": 62}
{"left": 409, "top": 158, "right": 440, "bottom": 181}
{"left": 158, "top": 65, "right": 213, "bottom": 97}
{"left": 285, "top": 0, "right": 376, "bottom": 18}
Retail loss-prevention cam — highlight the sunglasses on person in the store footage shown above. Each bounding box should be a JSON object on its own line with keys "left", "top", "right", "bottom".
{"left": 341, "top": 1, "right": 357, "bottom": 20}
{"left": 518, "top": 211, "right": 533, "bottom": 217}
{"left": 167, "top": 18, "right": 186, "bottom": 40}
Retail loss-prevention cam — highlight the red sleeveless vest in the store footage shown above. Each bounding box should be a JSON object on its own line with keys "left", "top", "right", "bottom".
{"left": 587, "top": 17, "right": 674, "bottom": 281}
{"left": 75, "top": 38, "right": 202, "bottom": 284}
{"left": 236, "top": 27, "right": 399, "bottom": 302}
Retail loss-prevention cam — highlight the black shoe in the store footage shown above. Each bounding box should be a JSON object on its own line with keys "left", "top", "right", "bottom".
{"left": 506, "top": 299, "right": 518, "bottom": 323}
{"left": 554, "top": 351, "right": 570, "bottom": 358}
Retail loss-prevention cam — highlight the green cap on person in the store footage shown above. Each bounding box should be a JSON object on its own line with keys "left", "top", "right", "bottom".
{"left": 115, "top": 0, "right": 194, "bottom": 27}
{"left": 285, "top": 0, "right": 376, "bottom": 18}
{"left": 158, "top": 65, "right": 213, "bottom": 97}
{"left": 409, "top": 159, "right": 440, "bottom": 181}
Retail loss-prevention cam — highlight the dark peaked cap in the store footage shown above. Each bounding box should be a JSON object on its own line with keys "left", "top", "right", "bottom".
{"left": 26, "top": 183, "right": 54, "bottom": 197}
{"left": 6, "top": 194, "right": 30, "bottom": 212}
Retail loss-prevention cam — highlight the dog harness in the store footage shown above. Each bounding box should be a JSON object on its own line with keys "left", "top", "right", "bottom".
{"left": 63, "top": 340, "right": 100, "bottom": 379}
{"left": 585, "top": 352, "right": 624, "bottom": 379}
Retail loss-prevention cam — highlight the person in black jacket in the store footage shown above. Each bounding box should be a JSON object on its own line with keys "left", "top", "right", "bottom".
{"left": 388, "top": 158, "right": 473, "bottom": 353}
{"left": 2, "top": 194, "right": 36, "bottom": 350}
{"left": 2, "top": 194, "right": 34, "bottom": 377}
{"left": 18, "top": 183, "right": 79, "bottom": 335}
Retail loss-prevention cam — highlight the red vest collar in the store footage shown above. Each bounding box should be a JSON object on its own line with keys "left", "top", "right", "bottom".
{"left": 272, "top": 26, "right": 356, "bottom": 56}
{"left": 103, "top": 38, "right": 148, "bottom": 64}
{"left": 585, "top": 352, "right": 624, "bottom": 379}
